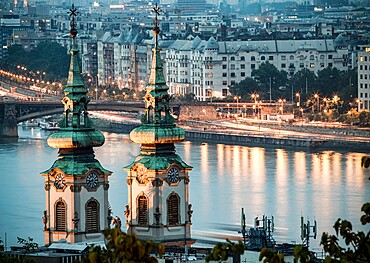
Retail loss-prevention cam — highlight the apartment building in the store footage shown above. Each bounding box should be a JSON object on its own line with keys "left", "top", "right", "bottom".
{"left": 165, "top": 36, "right": 348, "bottom": 101}
{"left": 358, "top": 47, "right": 370, "bottom": 110}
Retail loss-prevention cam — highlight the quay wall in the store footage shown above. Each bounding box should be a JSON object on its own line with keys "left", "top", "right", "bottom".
{"left": 98, "top": 121, "right": 370, "bottom": 151}
{"left": 185, "top": 131, "right": 370, "bottom": 151}
{"left": 244, "top": 121, "right": 370, "bottom": 138}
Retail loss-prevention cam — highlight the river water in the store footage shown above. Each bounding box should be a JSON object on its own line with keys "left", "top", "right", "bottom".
{"left": 0, "top": 126, "right": 369, "bottom": 251}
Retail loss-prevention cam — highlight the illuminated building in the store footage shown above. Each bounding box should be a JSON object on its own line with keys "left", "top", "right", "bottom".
{"left": 124, "top": 5, "right": 193, "bottom": 244}
{"left": 40, "top": 5, "right": 111, "bottom": 245}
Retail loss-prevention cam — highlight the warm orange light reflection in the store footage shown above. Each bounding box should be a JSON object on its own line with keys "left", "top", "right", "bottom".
{"left": 216, "top": 144, "right": 225, "bottom": 174}
{"left": 275, "top": 149, "right": 289, "bottom": 218}
{"left": 200, "top": 142, "right": 209, "bottom": 181}
{"left": 182, "top": 141, "right": 192, "bottom": 164}
{"left": 345, "top": 153, "right": 365, "bottom": 187}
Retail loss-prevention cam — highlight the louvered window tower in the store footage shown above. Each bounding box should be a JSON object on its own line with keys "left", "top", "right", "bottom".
{"left": 86, "top": 199, "right": 99, "bottom": 232}
{"left": 138, "top": 195, "right": 148, "bottom": 225}
{"left": 55, "top": 200, "right": 66, "bottom": 231}
{"left": 167, "top": 194, "right": 179, "bottom": 225}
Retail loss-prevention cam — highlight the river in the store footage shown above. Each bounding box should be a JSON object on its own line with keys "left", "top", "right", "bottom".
{"left": 0, "top": 126, "right": 369, "bottom": 251}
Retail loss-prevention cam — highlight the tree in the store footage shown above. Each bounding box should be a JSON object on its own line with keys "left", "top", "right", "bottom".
{"left": 0, "top": 41, "right": 69, "bottom": 82}
{"left": 338, "top": 69, "right": 358, "bottom": 104}
{"left": 17, "top": 237, "right": 38, "bottom": 253}
{"left": 205, "top": 239, "right": 244, "bottom": 262}
{"left": 289, "top": 68, "right": 316, "bottom": 101}
{"left": 251, "top": 62, "right": 288, "bottom": 101}
{"left": 230, "top": 77, "right": 261, "bottom": 99}
{"left": 259, "top": 203, "right": 370, "bottom": 263}
{"left": 320, "top": 203, "right": 370, "bottom": 262}
{"left": 315, "top": 67, "right": 343, "bottom": 97}
{"left": 83, "top": 228, "right": 164, "bottom": 263}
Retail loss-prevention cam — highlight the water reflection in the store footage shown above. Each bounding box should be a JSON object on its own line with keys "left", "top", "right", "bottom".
{"left": 0, "top": 128, "right": 368, "bottom": 250}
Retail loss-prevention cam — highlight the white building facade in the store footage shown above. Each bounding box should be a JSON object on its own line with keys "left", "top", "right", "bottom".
{"left": 358, "top": 47, "right": 370, "bottom": 110}
{"left": 165, "top": 37, "right": 349, "bottom": 101}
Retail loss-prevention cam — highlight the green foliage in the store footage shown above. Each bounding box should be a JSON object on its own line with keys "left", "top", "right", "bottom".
{"left": 259, "top": 248, "right": 285, "bottom": 263}
{"left": 251, "top": 62, "right": 288, "bottom": 100}
{"left": 0, "top": 42, "right": 69, "bottom": 81}
{"left": 293, "top": 245, "right": 317, "bottom": 263}
{"left": 230, "top": 77, "right": 260, "bottom": 99}
{"left": 361, "top": 156, "right": 370, "bottom": 168}
{"left": 315, "top": 67, "right": 343, "bottom": 97}
{"left": 205, "top": 239, "right": 244, "bottom": 262}
{"left": 83, "top": 228, "right": 164, "bottom": 263}
{"left": 320, "top": 203, "right": 370, "bottom": 263}
{"left": 259, "top": 204, "right": 370, "bottom": 263}
{"left": 17, "top": 237, "right": 38, "bottom": 253}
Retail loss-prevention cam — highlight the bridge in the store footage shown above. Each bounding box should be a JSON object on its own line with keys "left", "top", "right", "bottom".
{"left": 0, "top": 99, "right": 148, "bottom": 137}
{"left": 0, "top": 98, "right": 294, "bottom": 137}
{"left": 0, "top": 99, "right": 220, "bottom": 137}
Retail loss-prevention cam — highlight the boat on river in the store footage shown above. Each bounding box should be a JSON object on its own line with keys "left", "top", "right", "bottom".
{"left": 23, "top": 119, "right": 39, "bottom": 127}
{"left": 39, "top": 118, "right": 59, "bottom": 131}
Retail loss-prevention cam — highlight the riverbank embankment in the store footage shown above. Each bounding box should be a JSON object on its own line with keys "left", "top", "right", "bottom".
{"left": 96, "top": 118, "right": 370, "bottom": 152}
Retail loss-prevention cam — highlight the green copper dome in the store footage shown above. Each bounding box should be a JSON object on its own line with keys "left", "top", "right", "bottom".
{"left": 47, "top": 11, "right": 105, "bottom": 149}
{"left": 129, "top": 24, "right": 185, "bottom": 145}
{"left": 130, "top": 124, "right": 185, "bottom": 144}
{"left": 47, "top": 129, "right": 105, "bottom": 149}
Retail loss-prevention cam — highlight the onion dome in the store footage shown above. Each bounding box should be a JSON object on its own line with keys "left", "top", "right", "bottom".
{"left": 129, "top": 6, "right": 185, "bottom": 147}
{"left": 47, "top": 4, "right": 104, "bottom": 149}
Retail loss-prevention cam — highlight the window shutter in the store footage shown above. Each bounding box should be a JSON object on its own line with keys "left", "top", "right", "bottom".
{"left": 168, "top": 194, "right": 179, "bottom": 225}
{"left": 138, "top": 196, "right": 148, "bottom": 225}
{"left": 86, "top": 200, "right": 99, "bottom": 232}
{"left": 56, "top": 201, "right": 66, "bottom": 231}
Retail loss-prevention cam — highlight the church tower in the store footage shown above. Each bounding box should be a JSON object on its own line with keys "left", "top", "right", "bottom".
{"left": 124, "top": 4, "right": 193, "bottom": 244}
{"left": 40, "top": 5, "right": 111, "bottom": 245}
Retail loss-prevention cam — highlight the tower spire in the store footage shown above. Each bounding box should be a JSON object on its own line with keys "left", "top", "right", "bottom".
{"left": 124, "top": 4, "right": 193, "bottom": 245}
{"left": 153, "top": 3, "right": 160, "bottom": 50}
{"left": 41, "top": 4, "right": 111, "bottom": 245}
{"left": 65, "top": 3, "right": 85, "bottom": 92}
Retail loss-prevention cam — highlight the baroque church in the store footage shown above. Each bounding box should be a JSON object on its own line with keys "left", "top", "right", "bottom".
{"left": 41, "top": 4, "right": 193, "bottom": 246}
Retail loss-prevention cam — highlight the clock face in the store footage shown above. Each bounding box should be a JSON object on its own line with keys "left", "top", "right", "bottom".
{"left": 136, "top": 166, "right": 147, "bottom": 184}
{"left": 86, "top": 173, "right": 99, "bottom": 189}
{"left": 54, "top": 173, "right": 65, "bottom": 189}
{"left": 167, "top": 167, "right": 180, "bottom": 183}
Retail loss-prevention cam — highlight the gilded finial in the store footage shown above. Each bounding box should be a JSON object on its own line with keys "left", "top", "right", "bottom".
{"left": 69, "top": 4, "right": 79, "bottom": 38}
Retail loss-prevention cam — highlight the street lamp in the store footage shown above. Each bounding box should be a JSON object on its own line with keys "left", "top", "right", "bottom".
{"left": 296, "top": 92, "right": 300, "bottom": 107}
{"left": 333, "top": 95, "right": 340, "bottom": 110}
{"left": 251, "top": 93, "right": 259, "bottom": 117}
{"left": 356, "top": 99, "right": 361, "bottom": 111}
{"left": 234, "top": 96, "right": 241, "bottom": 116}
{"left": 278, "top": 98, "right": 286, "bottom": 115}
{"left": 314, "top": 93, "right": 320, "bottom": 112}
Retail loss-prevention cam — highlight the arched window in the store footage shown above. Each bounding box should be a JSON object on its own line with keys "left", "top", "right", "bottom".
{"left": 138, "top": 195, "right": 148, "bottom": 226}
{"left": 86, "top": 199, "right": 99, "bottom": 233}
{"left": 167, "top": 193, "right": 180, "bottom": 226}
{"left": 55, "top": 200, "right": 66, "bottom": 231}
{"left": 261, "top": 56, "right": 265, "bottom": 61}
{"left": 251, "top": 56, "right": 256, "bottom": 61}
